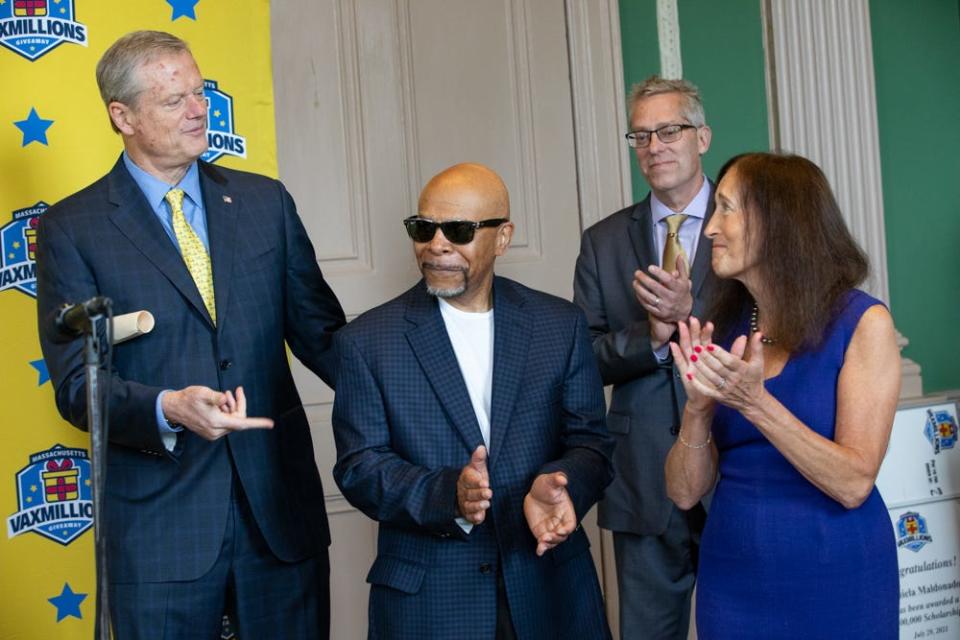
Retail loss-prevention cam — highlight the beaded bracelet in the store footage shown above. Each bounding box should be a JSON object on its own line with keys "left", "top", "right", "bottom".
{"left": 678, "top": 428, "right": 712, "bottom": 449}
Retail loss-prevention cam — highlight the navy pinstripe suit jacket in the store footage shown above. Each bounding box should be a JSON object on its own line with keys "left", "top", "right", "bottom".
{"left": 36, "top": 157, "right": 345, "bottom": 584}
{"left": 333, "top": 277, "right": 614, "bottom": 639}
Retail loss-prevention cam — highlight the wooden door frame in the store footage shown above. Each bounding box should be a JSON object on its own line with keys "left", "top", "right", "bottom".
{"left": 563, "top": 0, "right": 631, "bottom": 635}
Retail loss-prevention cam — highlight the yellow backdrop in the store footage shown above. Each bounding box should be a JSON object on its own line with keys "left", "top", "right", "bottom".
{"left": 0, "top": 1, "right": 277, "bottom": 636}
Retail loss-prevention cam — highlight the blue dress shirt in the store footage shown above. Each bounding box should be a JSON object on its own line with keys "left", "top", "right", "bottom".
{"left": 122, "top": 153, "right": 210, "bottom": 446}
{"left": 649, "top": 176, "right": 711, "bottom": 361}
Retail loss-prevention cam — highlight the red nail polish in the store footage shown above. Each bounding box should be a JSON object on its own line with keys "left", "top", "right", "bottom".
{"left": 694, "top": 346, "right": 702, "bottom": 353}
{"left": 690, "top": 354, "right": 698, "bottom": 362}
{"left": 706, "top": 345, "right": 715, "bottom": 352}
{"left": 686, "top": 373, "right": 694, "bottom": 380}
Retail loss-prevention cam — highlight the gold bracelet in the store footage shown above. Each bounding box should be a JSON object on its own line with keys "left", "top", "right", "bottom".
{"left": 678, "top": 427, "right": 712, "bottom": 449}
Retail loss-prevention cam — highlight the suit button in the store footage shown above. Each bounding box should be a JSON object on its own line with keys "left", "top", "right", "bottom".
{"left": 670, "top": 426, "right": 680, "bottom": 436}
{"left": 479, "top": 563, "right": 493, "bottom": 574}
{"left": 219, "top": 359, "right": 233, "bottom": 370}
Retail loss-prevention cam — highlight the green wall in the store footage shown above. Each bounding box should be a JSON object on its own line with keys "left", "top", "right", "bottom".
{"left": 619, "top": 0, "right": 960, "bottom": 394}
{"left": 618, "top": 0, "right": 769, "bottom": 192}
{"left": 618, "top": 0, "right": 660, "bottom": 196}
{"left": 871, "top": 0, "right": 960, "bottom": 393}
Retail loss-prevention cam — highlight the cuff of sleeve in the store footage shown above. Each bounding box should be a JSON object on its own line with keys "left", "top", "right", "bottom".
{"left": 156, "top": 390, "right": 182, "bottom": 453}
{"left": 155, "top": 390, "right": 183, "bottom": 433}
{"left": 653, "top": 342, "right": 671, "bottom": 362}
{"left": 455, "top": 517, "right": 474, "bottom": 534}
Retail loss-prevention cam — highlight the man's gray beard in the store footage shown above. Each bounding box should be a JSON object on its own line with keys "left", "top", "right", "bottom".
{"left": 424, "top": 267, "right": 467, "bottom": 299}
{"left": 426, "top": 283, "right": 467, "bottom": 298}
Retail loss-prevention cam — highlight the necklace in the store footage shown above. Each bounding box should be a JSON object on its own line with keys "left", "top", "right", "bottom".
{"left": 750, "top": 304, "right": 776, "bottom": 345}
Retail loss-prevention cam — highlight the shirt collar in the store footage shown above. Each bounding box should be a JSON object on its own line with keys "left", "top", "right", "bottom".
{"left": 650, "top": 176, "right": 711, "bottom": 225}
{"left": 122, "top": 152, "right": 202, "bottom": 211}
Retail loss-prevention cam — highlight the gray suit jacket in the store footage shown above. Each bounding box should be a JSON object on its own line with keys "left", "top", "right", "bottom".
{"left": 573, "top": 186, "right": 716, "bottom": 535}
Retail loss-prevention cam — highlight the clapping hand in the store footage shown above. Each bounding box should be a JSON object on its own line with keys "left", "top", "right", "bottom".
{"left": 633, "top": 254, "right": 694, "bottom": 322}
{"left": 634, "top": 255, "right": 694, "bottom": 348}
{"left": 457, "top": 446, "right": 492, "bottom": 525}
{"left": 524, "top": 472, "right": 576, "bottom": 556}
{"left": 669, "top": 317, "right": 766, "bottom": 413}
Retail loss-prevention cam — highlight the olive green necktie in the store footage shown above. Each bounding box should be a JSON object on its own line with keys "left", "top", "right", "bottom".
{"left": 661, "top": 213, "right": 688, "bottom": 272}
{"left": 165, "top": 188, "right": 216, "bottom": 324}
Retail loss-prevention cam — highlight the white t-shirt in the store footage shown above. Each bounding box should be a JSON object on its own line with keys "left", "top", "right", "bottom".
{"left": 438, "top": 298, "right": 495, "bottom": 534}
{"left": 438, "top": 298, "right": 494, "bottom": 451}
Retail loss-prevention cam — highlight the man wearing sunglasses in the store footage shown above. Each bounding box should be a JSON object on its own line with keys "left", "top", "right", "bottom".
{"left": 573, "top": 76, "right": 716, "bottom": 639}
{"left": 333, "top": 163, "right": 614, "bottom": 639}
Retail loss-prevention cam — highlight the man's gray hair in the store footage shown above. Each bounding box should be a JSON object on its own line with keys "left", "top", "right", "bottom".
{"left": 627, "top": 75, "right": 706, "bottom": 127}
{"left": 95, "top": 30, "right": 192, "bottom": 133}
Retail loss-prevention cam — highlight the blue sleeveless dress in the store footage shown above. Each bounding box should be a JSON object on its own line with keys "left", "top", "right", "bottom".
{"left": 696, "top": 290, "right": 898, "bottom": 639}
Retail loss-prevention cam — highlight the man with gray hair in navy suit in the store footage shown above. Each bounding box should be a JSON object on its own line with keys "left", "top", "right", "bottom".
{"left": 37, "top": 30, "right": 345, "bottom": 638}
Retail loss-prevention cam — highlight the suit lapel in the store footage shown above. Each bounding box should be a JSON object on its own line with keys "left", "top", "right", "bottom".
{"left": 106, "top": 158, "right": 212, "bottom": 326}
{"left": 200, "top": 162, "right": 237, "bottom": 334}
{"left": 404, "top": 285, "right": 485, "bottom": 453}
{"left": 627, "top": 196, "right": 657, "bottom": 268}
{"left": 689, "top": 181, "right": 716, "bottom": 297}
{"left": 487, "top": 278, "right": 530, "bottom": 468}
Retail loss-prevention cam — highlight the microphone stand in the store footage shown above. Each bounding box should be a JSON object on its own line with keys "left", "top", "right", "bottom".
{"left": 75, "top": 305, "right": 113, "bottom": 640}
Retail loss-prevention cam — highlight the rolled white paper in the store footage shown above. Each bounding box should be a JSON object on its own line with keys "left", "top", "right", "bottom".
{"left": 112, "top": 310, "right": 155, "bottom": 345}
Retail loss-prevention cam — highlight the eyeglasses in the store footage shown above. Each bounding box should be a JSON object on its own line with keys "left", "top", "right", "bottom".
{"left": 625, "top": 124, "right": 698, "bottom": 149}
{"left": 403, "top": 216, "right": 509, "bottom": 245}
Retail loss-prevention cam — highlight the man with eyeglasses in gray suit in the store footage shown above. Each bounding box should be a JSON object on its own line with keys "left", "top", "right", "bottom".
{"left": 573, "top": 75, "right": 716, "bottom": 639}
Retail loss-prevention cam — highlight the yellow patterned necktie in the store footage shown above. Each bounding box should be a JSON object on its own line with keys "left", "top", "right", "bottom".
{"left": 661, "top": 213, "right": 689, "bottom": 272}
{"left": 165, "top": 188, "right": 216, "bottom": 324}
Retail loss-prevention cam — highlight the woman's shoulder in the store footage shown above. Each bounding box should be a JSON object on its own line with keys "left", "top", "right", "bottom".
{"left": 836, "top": 289, "right": 886, "bottom": 324}
{"left": 830, "top": 289, "right": 891, "bottom": 349}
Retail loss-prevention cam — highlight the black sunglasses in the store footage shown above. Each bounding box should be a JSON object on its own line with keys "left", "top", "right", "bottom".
{"left": 403, "top": 216, "right": 508, "bottom": 245}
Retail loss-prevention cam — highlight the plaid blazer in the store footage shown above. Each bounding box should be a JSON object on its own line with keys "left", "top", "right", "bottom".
{"left": 333, "top": 277, "right": 614, "bottom": 639}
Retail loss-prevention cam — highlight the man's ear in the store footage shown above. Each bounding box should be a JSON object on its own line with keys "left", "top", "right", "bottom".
{"left": 697, "top": 125, "right": 712, "bottom": 155}
{"left": 108, "top": 101, "right": 136, "bottom": 136}
{"left": 494, "top": 221, "right": 514, "bottom": 256}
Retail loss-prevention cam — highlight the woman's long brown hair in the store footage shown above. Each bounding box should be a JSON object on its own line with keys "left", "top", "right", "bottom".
{"left": 707, "top": 153, "right": 869, "bottom": 352}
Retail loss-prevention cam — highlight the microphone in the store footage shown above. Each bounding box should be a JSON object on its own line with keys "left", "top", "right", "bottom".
{"left": 57, "top": 296, "right": 112, "bottom": 336}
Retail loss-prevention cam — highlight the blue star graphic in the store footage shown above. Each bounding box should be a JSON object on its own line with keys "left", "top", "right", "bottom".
{"left": 13, "top": 108, "right": 54, "bottom": 147}
{"left": 167, "top": 0, "right": 200, "bottom": 20}
{"left": 29, "top": 359, "right": 50, "bottom": 386}
{"left": 48, "top": 583, "right": 87, "bottom": 622}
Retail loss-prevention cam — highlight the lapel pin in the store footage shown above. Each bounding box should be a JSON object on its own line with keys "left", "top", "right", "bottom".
{"left": 222, "top": 195, "right": 233, "bottom": 204}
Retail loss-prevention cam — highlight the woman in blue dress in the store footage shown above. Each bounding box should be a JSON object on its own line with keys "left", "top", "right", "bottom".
{"left": 664, "top": 153, "right": 900, "bottom": 639}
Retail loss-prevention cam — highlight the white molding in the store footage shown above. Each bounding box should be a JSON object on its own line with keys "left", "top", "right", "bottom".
{"left": 897, "top": 330, "right": 924, "bottom": 400}
{"left": 396, "top": 0, "right": 543, "bottom": 259}
{"left": 760, "top": 0, "right": 780, "bottom": 150}
{"left": 502, "top": 0, "right": 543, "bottom": 258}
{"left": 564, "top": 0, "right": 632, "bottom": 632}
{"left": 321, "top": 0, "right": 374, "bottom": 272}
{"left": 767, "top": 0, "right": 889, "bottom": 302}
{"left": 396, "top": 0, "right": 422, "bottom": 219}
{"left": 270, "top": 0, "right": 373, "bottom": 274}
{"left": 565, "top": 0, "right": 633, "bottom": 230}
{"left": 766, "top": 0, "right": 920, "bottom": 392}
{"left": 656, "top": 0, "right": 682, "bottom": 80}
